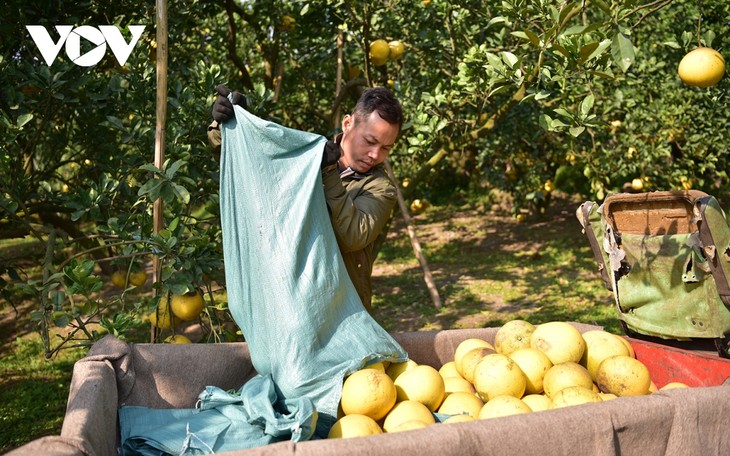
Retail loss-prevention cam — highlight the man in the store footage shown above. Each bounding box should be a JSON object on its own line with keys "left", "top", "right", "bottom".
{"left": 209, "top": 85, "right": 403, "bottom": 311}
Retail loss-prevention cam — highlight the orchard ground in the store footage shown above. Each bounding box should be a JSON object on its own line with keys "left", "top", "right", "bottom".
{"left": 0, "top": 192, "right": 616, "bottom": 451}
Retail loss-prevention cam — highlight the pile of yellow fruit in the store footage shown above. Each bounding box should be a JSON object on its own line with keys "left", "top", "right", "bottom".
{"left": 329, "top": 320, "right": 689, "bottom": 439}
{"left": 369, "top": 39, "right": 406, "bottom": 66}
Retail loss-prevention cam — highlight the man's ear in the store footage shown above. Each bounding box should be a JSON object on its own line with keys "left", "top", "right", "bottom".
{"left": 342, "top": 114, "right": 353, "bottom": 132}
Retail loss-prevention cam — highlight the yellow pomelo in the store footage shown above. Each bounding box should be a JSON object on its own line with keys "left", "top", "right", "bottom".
{"left": 149, "top": 299, "right": 179, "bottom": 330}
{"left": 111, "top": 271, "right": 127, "bottom": 289}
{"left": 386, "top": 359, "right": 418, "bottom": 382}
{"left": 508, "top": 347, "right": 553, "bottom": 395}
{"left": 494, "top": 320, "right": 536, "bottom": 355}
{"left": 394, "top": 365, "right": 445, "bottom": 411}
{"left": 580, "top": 330, "right": 631, "bottom": 381}
{"left": 382, "top": 400, "right": 435, "bottom": 432}
{"left": 388, "top": 40, "right": 405, "bottom": 60}
{"left": 438, "top": 361, "right": 462, "bottom": 379}
{"left": 530, "top": 321, "right": 586, "bottom": 365}
{"left": 551, "top": 385, "right": 603, "bottom": 409}
{"left": 369, "top": 39, "right": 390, "bottom": 66}
{"left": 614, "top": 334, "right": 635, "bottom": 358}
{"left": 472, "top": 353, "right": 526, "bottom": 401}
{"left": 478, "top": 395, "right": 532, "bottom": 419}
{"left": 341, "top": 368, "right": 397, "bottom": 420}
{"left": 599, "top": 392, "right": 618, "bottom": 401}
{"left": 389, "top": 420, "right": 430, "bottom": 433}
{"left": 169, "top": 291, "right": 205, "bottom": 321}
{"left": 164, "top": 334, "right": 192, "bottom": 344}
{"left": 521, "top": 394, "right": 553, "bottom": 412}
{"left": 460, "top": 347, "right": 497, "bottom": 384}
{"left": 454, "top": 338, "right": 494, "bottom": 377}
{"left": 443, "top": 376, "right": 475, "bottom": 397}
{"left": 362, "top": 361, "right": 386, "bottom": 372}
{"left": 437, "top": 391, "right": 484, "bottom": 419}
{"left": 660, "top": 382, "right": 689, "bottom": 390}
{"left": 443, "top": 414, "right": 476, "bottom": 424}
{"left": 596, "top": 355, "right": 651, "bottom": 397}
{"left": 678, "top": 47, "right": 726, "bottom": 88}
{"left": 129, "top": 270, "right": 147, "bottom": 287}
{"left": 649, "top": 381, "right": 658, "bottom": 393}
{"left": 542, "top": 362, "right": 593, "bottom": 398}
{"left": 327, "top": 414, "right": 383, "bottom": 439}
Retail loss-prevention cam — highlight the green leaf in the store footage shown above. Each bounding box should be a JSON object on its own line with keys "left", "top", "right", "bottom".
{"left": 569, "top": 126, "right": 586, "bottom": 137}
{"left": 16, "top": 113, "right": 33, "bottom": 128}
{"left": 662, "top": 41, "right": 681, "bottom": 49}
{"left": 501, "top": 51, "right": 519, "bottom": 68}
{"left": 611, "top": 32, "right": 635, "bottom": 72}
{"left": 580, "top": 94, "right": 595, "bottom": 117}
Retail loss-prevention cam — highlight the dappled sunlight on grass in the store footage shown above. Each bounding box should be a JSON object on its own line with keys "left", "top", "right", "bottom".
{"left": 373, "top": 197, "right": 620, "bottom": 334}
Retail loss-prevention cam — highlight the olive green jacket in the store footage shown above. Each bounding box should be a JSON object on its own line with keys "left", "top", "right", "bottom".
{"left": 208, "top": 122, "right": 396, "bottom": 311}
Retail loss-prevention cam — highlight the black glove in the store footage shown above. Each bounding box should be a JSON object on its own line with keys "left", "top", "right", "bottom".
{"left": 212, "top": 84, "right": 247, "bottom": 123}
{"left": 322, "top": 140, "right": 341, "bottom": 169}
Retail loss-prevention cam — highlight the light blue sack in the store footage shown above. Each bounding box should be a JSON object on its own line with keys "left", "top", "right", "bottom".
{"left": 219, "top": 104, "right": 407, "bottom": 435}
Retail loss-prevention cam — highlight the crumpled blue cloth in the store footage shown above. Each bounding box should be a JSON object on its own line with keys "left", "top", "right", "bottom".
{"left": 119, "top": 375, "right": 316, "bottom": 455}
{"left": 118, "top": 104, "right": 407, "bottom": 454}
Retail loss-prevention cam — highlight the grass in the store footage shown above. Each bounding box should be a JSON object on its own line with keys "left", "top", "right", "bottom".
{"left": 0, "top": 337, "right": 86, "bottom": 452}
{"left": 0, "top": 193, "right": 618, "bottom": 451}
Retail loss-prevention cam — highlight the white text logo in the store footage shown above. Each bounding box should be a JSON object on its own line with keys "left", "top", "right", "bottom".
{"left": 26, "top": 25, "right": 146, "bottom": 67}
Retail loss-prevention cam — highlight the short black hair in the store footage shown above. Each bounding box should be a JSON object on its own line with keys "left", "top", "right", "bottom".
{"left": 352, "top": 87, "right": 403, "bottom": 129}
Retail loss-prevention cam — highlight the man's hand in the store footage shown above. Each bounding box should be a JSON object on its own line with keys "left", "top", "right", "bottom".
{"left": 212, "top": 84, "right": 247, "bottom": 123}
{"left": 322, "top": 140, "right": 341, "bottom": 169}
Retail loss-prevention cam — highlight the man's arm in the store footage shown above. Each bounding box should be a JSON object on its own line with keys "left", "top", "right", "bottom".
{"left": 322, "top": 167, "right": 396, "bottom": 252}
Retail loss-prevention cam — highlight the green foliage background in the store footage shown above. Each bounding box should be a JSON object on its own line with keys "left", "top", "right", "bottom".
{"left": 0, "top": 0, "right": 728, "bottom": 351}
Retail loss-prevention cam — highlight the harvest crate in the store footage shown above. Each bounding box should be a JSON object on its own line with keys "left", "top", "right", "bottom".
{"left": 8, "top": 325, "right": 730, "bottom": 456}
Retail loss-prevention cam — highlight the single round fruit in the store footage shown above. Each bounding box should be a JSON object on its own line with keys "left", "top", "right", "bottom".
{"left": 580, "top": 330, "right": 631, "bottom": 381}
{"left": 443, "top": 414, "right": 475, "bottom": 424}
{"left": 551, "top": 385, "right": 603, "bottom": 408}
{"left": 478, "top": 395, "right": 532, "bottom": 419}
{"left": 328, "top": 414, "right": 382, "bottom": 438}
{"left": 341, "top": 368, "right": 397, "bottom": 420}
{"left": 394, "top": 365, "right": 445, "bottom": 411}
{"left": 443, "top": 376, "right": 475, "bottom": 397}
{"left": 149, "top": 299, "right": 178, "bottom": 330}
{"left": 347, "top": 65, "right": 361, "bottom": 80}
{"left": 438, "top": 361, "right": 462, "bottom": 379}
{"left": 454, "top": 338, "right": 494, "bottom": 378}
{"left": 111, "top": 271, "right": 127, "bottom": 289}
{"left": 472, "top": 353, "right": 526, "bottom": 401}
{"left": 521, "top": 394, "right": 553, "bottom": 412}
{"left": 389, "top": 420, "right": 429, "bottom": 433}
{"left": 508, "top": 348, "right": 553, "bottom": 395}
{"left": 542, "top": 362, "right": 594, "bottom": 398}
{"left": 129, "top": 270, "right": 147, "bottom": 287}
{"left": 165, "top": 334, "right": 192, "bottom": 344}
{"left": 614, "top": 335, "right": 635, "bottom": 358}
{"left": 382, "top": 400, "right": 435, "bottom": 432}
{"left": 386, "top": 359, "right": 418, "bottom": 382}
{"left": 678, "top": 47, "right": 725, "bottom": 88}
{"left": 388, "top": 40, "right": 405, "bottom": 60}
{"left": 362, "top": 361, "right": 386, "bottom": 372}
{"left": 437, "top": 391, "right": 484, "bottom": 419}
{"left": 169, "top": 291, "right": 205, "bottom": 321}
{"left": 530, "top": 321, "right": 586, "bottom": 365}
{"left": 631, "top": 178, "right": 644, "bottom": 192}
{"left": 660, "top": 381, "right": 689, "bottom": 390}
{"left": 369, "top": 39, "right": 390, "bottom": 66}
{"left": 596, "top": 355, "right": 652, "bottom": 397}
{"left": 494, "top": 319, "right": 536, "bottom": 356}
{"left": 460, "top": 347, "right": 497, "bottom": 384}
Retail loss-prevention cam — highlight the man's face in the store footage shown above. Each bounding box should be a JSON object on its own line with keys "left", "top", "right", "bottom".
{"left": 339, "top": 111, "right": 399, "bottom": 173}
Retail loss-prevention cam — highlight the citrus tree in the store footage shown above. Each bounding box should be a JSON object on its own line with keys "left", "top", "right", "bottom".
{"left": 1, "top": 0, "right": 727, "bottom": 354}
